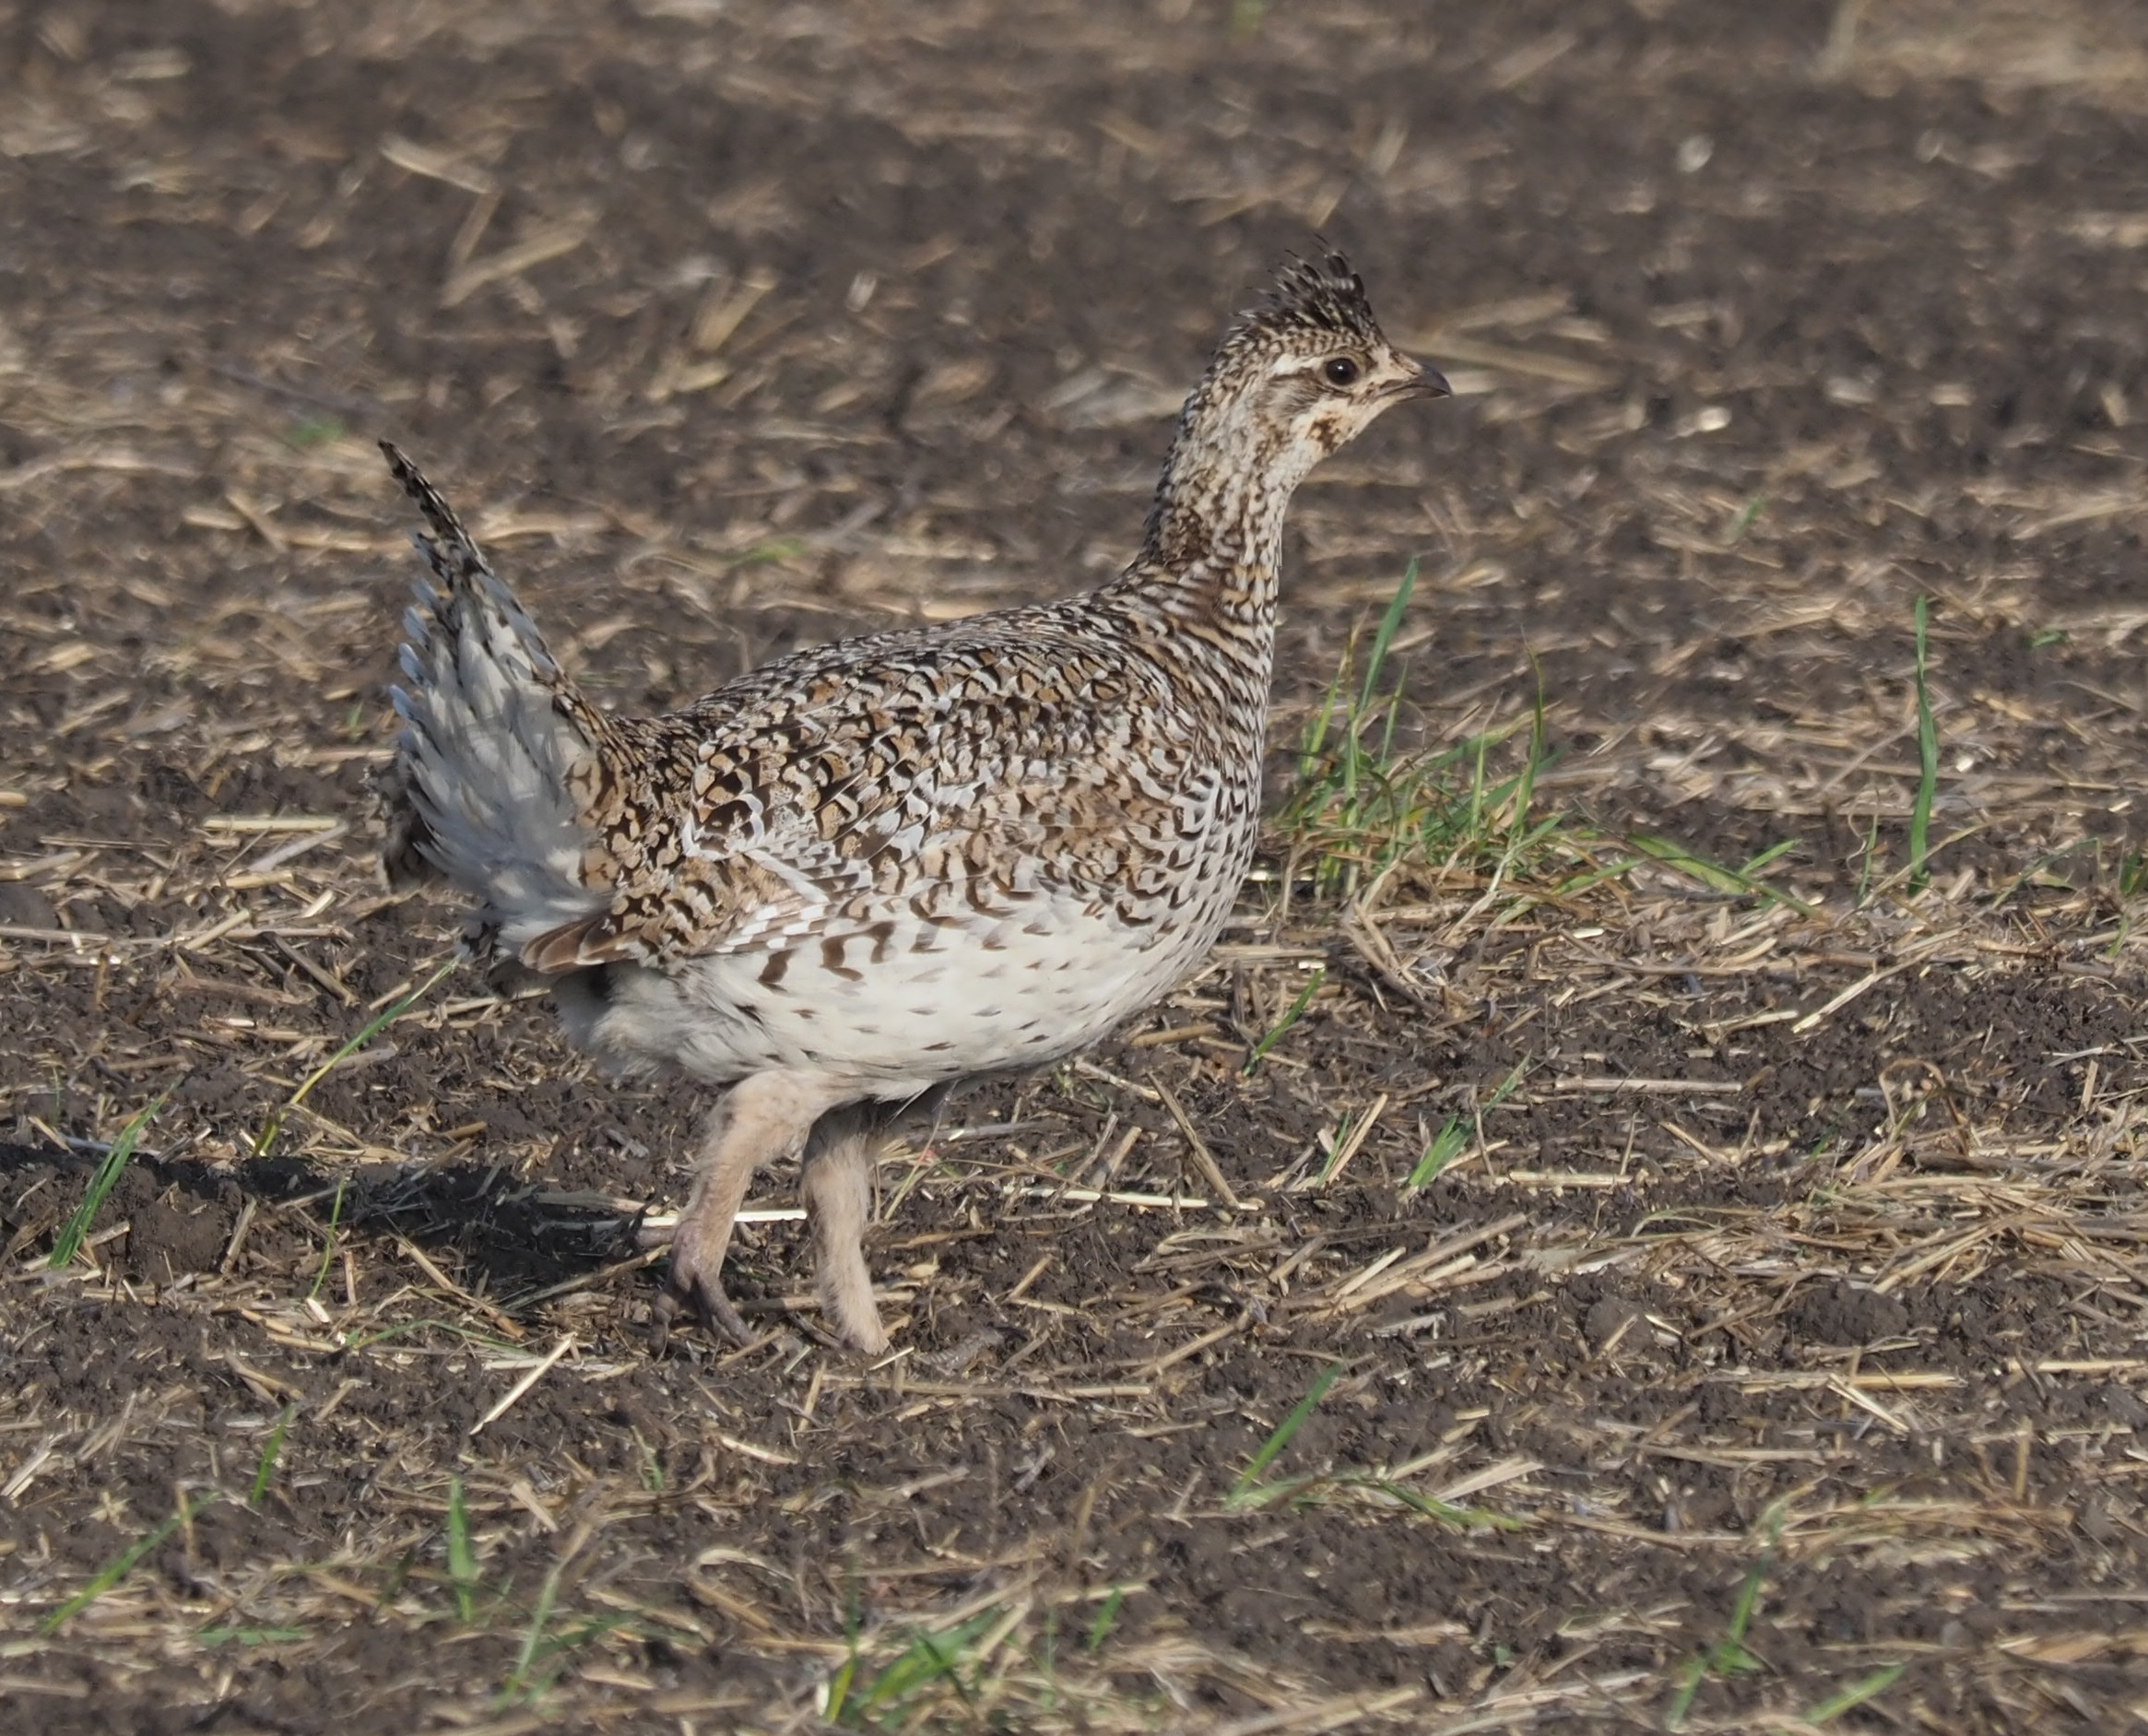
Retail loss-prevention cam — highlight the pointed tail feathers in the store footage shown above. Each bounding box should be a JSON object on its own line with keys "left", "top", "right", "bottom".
{"left": 379, "top": 443, "right": 608, "bottom": 959}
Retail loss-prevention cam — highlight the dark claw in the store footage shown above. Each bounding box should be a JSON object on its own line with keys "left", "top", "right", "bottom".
{"left": 650, "top": 1254, "right": 752, "bottom": 1352}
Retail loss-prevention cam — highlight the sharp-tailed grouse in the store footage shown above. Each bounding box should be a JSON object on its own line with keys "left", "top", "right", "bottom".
{"left": 379, "top": 252, "right": 1446, "bottom": 1352}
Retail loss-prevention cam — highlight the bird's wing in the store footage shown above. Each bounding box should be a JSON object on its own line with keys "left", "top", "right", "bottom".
{"left": 519, "top": 619, "right": 1199, "bottom": 974}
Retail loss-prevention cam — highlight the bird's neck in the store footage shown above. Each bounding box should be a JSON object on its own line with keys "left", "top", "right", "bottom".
{"left": 1106, "top": 391, "right": 1310, "bottom": 664}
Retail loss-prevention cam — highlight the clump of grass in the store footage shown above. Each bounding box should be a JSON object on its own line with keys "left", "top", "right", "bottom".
{"left": 499, "top": 1591, "right": 630, "bottom": 1705}
{"left": 820, "top": 1587, "right": 1148, "bottom": 1729}
{"left": 1407, "top": 1060, "right": 1528, "bottom": 1190}
{"left": 1277, "top": 564, "right": 1822, "bottom": 916}
{"left": 1226, "top": 1364, "right": 1523, "bottom": 1526}
{"left": 48, "top": 1095, "right": 164, "bottom": 1270}
{"left": 829, "top": 1609, "right": 999, "bottom": 1724}
{"left": 1276, "top": 561, "right": 1560, "bottom": 904}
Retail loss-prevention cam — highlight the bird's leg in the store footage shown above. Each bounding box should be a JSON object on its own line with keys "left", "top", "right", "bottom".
{"left": 800, "top": 1108, "right": 890, "bottom": 1354}
{"left": 912, "top": 1079, "right": 960, "bottom": 1155}
{"left": 650, "top": 1071, "right": 842, "bottom": 1352}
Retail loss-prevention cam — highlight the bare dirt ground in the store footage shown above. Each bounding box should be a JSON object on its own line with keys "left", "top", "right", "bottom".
{"left": 5, "top": 1, "right": 2148, "bottom": 1730}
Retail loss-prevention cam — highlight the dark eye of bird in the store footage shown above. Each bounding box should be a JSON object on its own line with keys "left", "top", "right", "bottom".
{"left": 1322, "top": 355, "right": 1361, "bottom": 387}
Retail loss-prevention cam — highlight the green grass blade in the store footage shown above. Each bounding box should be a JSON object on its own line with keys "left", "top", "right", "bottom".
{"left": 822, "top": 1658, "right": 855, "bottom": 1723}
{"left": 1410, "top": 1060, "right": 1529, "bottom": 1189}
{"left": 1375, "top": 662, "right": 1405, "bottom": 766}
{"left": 858, "top": 1612, "right": 996, "bottom": 1710}
{"left": 1085, "top": 1587, "right": 1125, "bottom": 1653}
{"left": 1459, "top": 726, "right": 1486, "bottom": 839}
{"left": 1482, "top": 1061, "right": 1528, "bottom": 1113}
{"left": 1357, "top": 557, "right": 1417, "bottom": 718}
{"left": 41, "top": 1493, "right": 212, "bottom": 1633}
{"left": 1664, "top": 1654, "right": 1707, "bottom": 1730}
{"left": 1623, "top": 833, "right": 1817, "bottom": 915}
{"left": 726, "top": 536, "right": 807, "bottom": 567}
{"left": 1552, "top": 855, "right": 1644, "bottom": 899}
{"left": 1293, "top": 659, "right": 1347, "bottom": 789}
{"left": 1801, "top": 1662, "right": 1905, "bottom": 1724}
{"left": 256, "top": 958, "right": 455, "bottom": 1158}
{"left": 1740, "top": 839, "right": 1799, "bottom": 877}
{"left": 446, "top": 1475, "right": 479, "bottom": 1623}
{"left": 250, "top": 1405, "right": 294, "bottom": 1506}
{"left": 1243, "top": 966, "right": 1323, "bottom": 1075}
{"left": 2118, "top": 846, "right": 2148, "bottom": 901}
{"left": 49, "top": 1095, "right": 165, "bottom": 1270}
{"left": 1725, "top": 1546, "right": 1768, "bottom": 1645}
{"left": 1231, "top": 1361, "right": 1343, "bottom": 1503}
{"left": 1405, "top": 1115, "right": 1469, "bottom": 1190}
{"left": 198, "top": 1624, "right": 308, "bottom": 1647}
{"left": 1909, "top": 595, "right": 1937, "bottom": 892}
{"left": 1725, "top": 1502, "right": 1785, "bottom": 1645}
{"left": 501, "top": 1557, "right": 563, "bottom": 1702}
{"left": 1627, "top": 833, "right": 1745, "bottom": 892}
{"left": 306, "top": 1176, "right": 348, "bottom": 1304}
{"left": 824, "top": 1566, "right": 865, "bottom": 1723}
{"left": 1667, "top": 1501, "right": 1784, "bottom": 1727}
{"left": 1506, "top": 670, "right": 1547, "bottom": 843}
{"left": 1376, "top": 1483, "right": 1526, "bottom": 1529}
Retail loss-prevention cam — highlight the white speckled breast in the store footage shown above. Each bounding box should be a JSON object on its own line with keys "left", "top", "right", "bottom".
{"left": 556, "top": 816, "right": 1250, "bottom": 1092}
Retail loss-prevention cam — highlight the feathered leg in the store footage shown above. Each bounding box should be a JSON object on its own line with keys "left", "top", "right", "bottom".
{"left": 647, "top": 1071, "right": 850, "bottom": 1351}
{"left": 799, "top": 1081, "right": 962, "bottom": 1352}
{"left": 800, "top": 1109, "right": 891, "bottom": 1354}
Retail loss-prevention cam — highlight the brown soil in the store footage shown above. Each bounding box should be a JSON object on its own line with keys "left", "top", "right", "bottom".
{"left": 5, "top": 2, "right": 2148, "bottom": 1731}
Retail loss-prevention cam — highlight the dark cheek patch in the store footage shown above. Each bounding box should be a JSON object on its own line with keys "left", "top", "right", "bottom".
{"left": 1308, "top": 410, "right": 1350, "bottom": 453}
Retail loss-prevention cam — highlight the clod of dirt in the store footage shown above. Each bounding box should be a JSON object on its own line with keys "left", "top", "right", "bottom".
{"left": 1785, "top": 1278, "right": 1909, "bottom": 1345}
{"left": 2099, "top": 1382, "right": 2148, "bottom": 1429}
{"left": 1583, "top": 1293, "right": 1648, "bottom": 1352}
{"left": 0, "top": 883, "right": 57, "bottom": 929}
{"left": 0, "top": 1147, "right": 242, "bottom": 1281}
{"left": 122, "top": 1187, "right": 235, "bottom": 1280}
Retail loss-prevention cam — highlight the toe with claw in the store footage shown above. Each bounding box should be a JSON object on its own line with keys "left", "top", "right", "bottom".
{"left": 650, "top": 1239, "right": 751, "bottom": 1352}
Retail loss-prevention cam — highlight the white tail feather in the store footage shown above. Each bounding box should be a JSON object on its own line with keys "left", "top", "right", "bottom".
{"left": 379, "top": 444, "right": 607, "bottom": 960}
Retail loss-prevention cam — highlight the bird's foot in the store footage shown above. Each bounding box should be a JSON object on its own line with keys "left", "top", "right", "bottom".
{"left": 648, "top": 1215, "right": 753, "bottom": 1352}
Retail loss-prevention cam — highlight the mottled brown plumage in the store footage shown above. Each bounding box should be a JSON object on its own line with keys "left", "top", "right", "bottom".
{"left": 381, "top": 253, "right": 1444, "bottom": 1352}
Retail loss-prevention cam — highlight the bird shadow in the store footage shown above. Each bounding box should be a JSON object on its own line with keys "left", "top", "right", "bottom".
{"left": 0, "top": 1137, "right": 641, "bottom": 1317}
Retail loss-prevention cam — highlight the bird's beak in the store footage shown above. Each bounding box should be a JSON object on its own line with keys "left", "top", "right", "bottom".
{"left": 1396, "top": 359, "right": 1451, "bottom": 400}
